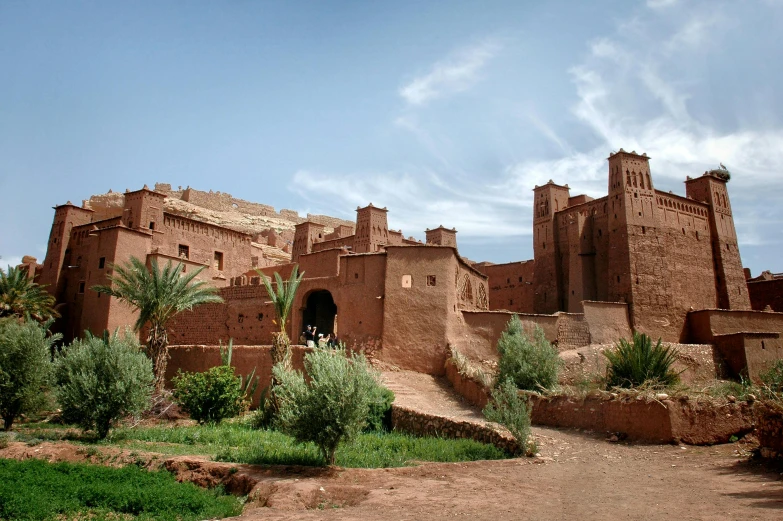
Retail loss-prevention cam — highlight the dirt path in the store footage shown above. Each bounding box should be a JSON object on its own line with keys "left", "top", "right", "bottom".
{"left": 232, "top": 371, "right": 783, "bottom": 520}
{"left": 233, "top": 428, "right": 782, "bottom": 521}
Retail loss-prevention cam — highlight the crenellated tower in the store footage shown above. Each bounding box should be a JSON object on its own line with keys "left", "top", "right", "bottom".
{"left": 354, "top": 203, "right": 389, "bottom": 253}
{"left": 425, "top": 226, "right": 458, "bottom": 248}
{"left": 532, "top": 181, "right": 570, "bottom": 313}
{"left": 121, "top": 186, "right": 165, "bottom": 232}
{"left": 685, "top": 171, "right": 751, "bottom": 310}
{"left": 38, "top": 202, "right": 94, "bottom": 295}
{"left": 291, "top": 221, "right": 326, "bottom": 263}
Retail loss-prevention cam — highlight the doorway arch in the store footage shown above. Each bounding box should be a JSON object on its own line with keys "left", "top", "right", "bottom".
{"left": 302, "top": 290, "right": 337, "bottom": 337}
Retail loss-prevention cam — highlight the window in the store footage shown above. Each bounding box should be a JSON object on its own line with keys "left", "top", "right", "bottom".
{"left": 401, "top": 275, "right": 412, "bottom": 288}
{"left": 149, "top": 221, "right": 155, "bottom": 230}
{"left": 251, "top": 256, "right": 259, "bottom": 267}
{"left": 427, "top": 275, "right": 436, "bottom": 286}
{"left": 214, "top": 251, "right": 224, "bottom": 271}
{"left": 178, "top": 244, "right": 190, "bottom": 259}
{"left": 78, "top": 281, "right": 85, "bottom": 293}
{"left": 98, "top": 257, "right": 106, "bottom": 269}
{"left": 518, "top": 276, "right": 523, "bottom": 283}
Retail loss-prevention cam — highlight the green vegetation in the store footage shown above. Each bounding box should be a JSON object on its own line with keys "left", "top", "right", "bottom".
{"left": 604, "top": 333, "right": 680, "bottom": 389}
{"left": 0, "top": 458, "right": 242, "bottom": 520}
{"left": 496, "top": 316, "right": 560, "bottom": 392}
{"left": 0, "top": 265, "right": 58, "bottom": 322}
{"left": 0, "top": 318, "right": 60, "bottom": 430}
{"left": 257, "top": 265, "right": 304, "bottom": 380}
{"left": 365, "top": 385, "right": 395, "bottom": 432}
{"left": 173, "top": 365, "right": 249, "bottom": 425}
{"left": 483, "top": 378, "right": 533, "bottom": 456}
{"left": 93, "top": 257, "right": 223, "bottom": 392}
{"left": 273, "top": 348, "right": 383, "bottom": 464}
{"left": 54, "top": 330, "right": 154, "bottom": 439}
{"left": 759, "top": 360, "right": 783, "bottom": 395}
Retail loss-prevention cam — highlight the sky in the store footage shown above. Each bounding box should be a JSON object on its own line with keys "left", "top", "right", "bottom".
{"left": 1, "top": 0, "right": 782, "bottom": 274}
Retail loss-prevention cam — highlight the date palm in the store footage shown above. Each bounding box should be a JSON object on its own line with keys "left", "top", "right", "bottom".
{"left": 0, "top": 265, "right": 58, "bottom": 322}
{"left": 257, "top": 265, "right": 304, "bottom": 378}
{"left": 94, "top": 257, "right": 223, "bottom": 392}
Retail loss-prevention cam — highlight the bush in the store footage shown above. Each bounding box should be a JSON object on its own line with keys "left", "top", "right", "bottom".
{"left": 496, "top": 316, "right": 561, "bottom": 392}
{"left": 173, "top": 365, "right": 248, "bottom": 424}
{"left": 483, "top": 378, "right": 533, "bottom": 456}
{"left": 273, "top": 348, "right": 380, "bottom": 465}
{"left": 759, "top": 360, "right": 783, "bottom": 395}
{"left": 365, "top": 385, "right": 395, "bottom": 432}
{"left": 0, "top": 318, "right": 60, "bottom": 431}
{"left": 54, "top": 330, "right": 154, "bottom": 439}
{"left": 604, "top": 333, "right": 679, "bottom": 389}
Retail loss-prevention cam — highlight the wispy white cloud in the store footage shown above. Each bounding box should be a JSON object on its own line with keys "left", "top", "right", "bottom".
{"left": 647, "top": 0, "right": 679, "bottom": 8}
{"left": 399, "top": 39, "right": 502, "bottom": 106}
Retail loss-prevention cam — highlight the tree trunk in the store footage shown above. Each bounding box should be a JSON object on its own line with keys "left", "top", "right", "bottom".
{"left": 147, "top": 324, "right": 169, "bottom": 394}
{"left": 3, "top": 415, "right": 13, "bottom": 432}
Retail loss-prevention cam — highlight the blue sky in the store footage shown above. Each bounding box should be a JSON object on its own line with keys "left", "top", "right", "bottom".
{"left": 1, "top": 0, "right": 782, "bottom": 274}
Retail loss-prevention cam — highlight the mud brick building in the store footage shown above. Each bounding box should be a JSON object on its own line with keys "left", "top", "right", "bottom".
{"left": 478, "top": 149, "right": 752, "bottom": 342}
{"left": 33, "top": 148, "right": 782, "bottom": 379}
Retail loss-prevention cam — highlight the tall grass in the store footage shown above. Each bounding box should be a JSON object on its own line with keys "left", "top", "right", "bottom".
{"left": 0, "top": 458, "right": 243, "bottom": 520}
{"left": 604, "top": 333, "right": 679, "bottom": 389}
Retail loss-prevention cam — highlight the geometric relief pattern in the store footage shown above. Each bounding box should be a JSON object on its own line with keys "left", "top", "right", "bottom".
{"left": 477, "top": 283, "right": 488, "bottom": 310}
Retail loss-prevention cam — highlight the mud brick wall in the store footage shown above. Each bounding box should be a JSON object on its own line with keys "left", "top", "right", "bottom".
{"left": 748, "top": 278, "right": 783, "bottom": 312}
{"left": 444, "top": 360, "right": 490, "bottom": 409}
{"left": 555, "top": 313, "right": 591, "bottom": 348}
{"left": 477, "top": 260, "right": 536, "bottom": 313}
{"left": 390, "top": 405, "right": 517, "bottom": 454}
{"left": 166, "top": 344, "right": 311, "bottom": 407}
{"left": 581, "top": 301, "right": 631, "bottom": 344}
{"left": 529, "top": 394, "right": 753, "bottom": 445}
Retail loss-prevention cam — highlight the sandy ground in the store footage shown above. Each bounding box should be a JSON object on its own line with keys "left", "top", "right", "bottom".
{"left": 232, "top": 427, "right": 783, "bottom": 521}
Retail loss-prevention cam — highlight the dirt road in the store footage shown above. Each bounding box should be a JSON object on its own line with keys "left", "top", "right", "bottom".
{"left": 234, "top": 427, "right": 783, "bottom": 521}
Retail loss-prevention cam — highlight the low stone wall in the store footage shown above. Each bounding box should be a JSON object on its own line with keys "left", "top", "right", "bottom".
{"left": 754, "top": 401, "right": 783, "bottom": 458}
{"left": 529, "top": 394, "right": 754, "bottom": 445}
{"left": 390, "top": 405, "right": 518, "bottom": 454}
{"left": 444, "top": 360, "right": 490, "bottom": 409}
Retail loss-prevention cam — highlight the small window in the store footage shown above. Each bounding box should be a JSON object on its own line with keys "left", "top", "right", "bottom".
{"left": 519, "top": 276, "right": 523, "bottom": 283}
{"left": 506, "top": 278, "right": 510, "bottom": 284}
{"left": 509, "top": 299, "right": 513, "bottom": 305}
{"left": 251, "top": 256, "right": 259, "bottom": 267}
{"left": 78, "top": 281, "right": 85, "bottom": 293}
{"left": 149, "top": 221, "right": 155, "bottom": 230}
{"left": 354, "top": 273, "right": 359, "bottom": 279}
{"left": 98, "top": 257, "right": 106, "bottom": 269}
{"left": 179, "top": 244, "right": 190, "bottom": 259}
{"left": 214, "top": 251, "right": 224, "bottom": 271}
{"left": 401, "top": 275, "right": 412, "bottom": 288}
{"left": 427, "top": 275, "right": 436, "bottom": 286}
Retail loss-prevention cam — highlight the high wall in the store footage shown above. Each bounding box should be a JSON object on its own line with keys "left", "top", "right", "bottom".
{"left": 747, "top": 277, "right": 783, "bottom": 312}
{"left": 475, "top": 260, "right": 536, "bottom": 313}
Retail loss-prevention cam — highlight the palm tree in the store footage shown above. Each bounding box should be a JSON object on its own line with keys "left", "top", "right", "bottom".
{"left": 0, "top": 265, "right": 58, "bottom": 322}
{"left": 257, "top": 265, "right": 304, "bottom": 378}
{"left": 93, "top": 257, "right": 223, "bottom": 392}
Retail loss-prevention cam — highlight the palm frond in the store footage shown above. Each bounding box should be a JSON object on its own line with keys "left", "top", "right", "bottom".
{"left": 0, "top": 265, "right": 58, "bottom": 321}
{"left": 257, "top": 265, "right": 304, "bottom": 333}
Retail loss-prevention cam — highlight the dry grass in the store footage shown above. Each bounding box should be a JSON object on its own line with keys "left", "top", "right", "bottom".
{"left": 448, "top": 347, "right": 495, "bottom": 388}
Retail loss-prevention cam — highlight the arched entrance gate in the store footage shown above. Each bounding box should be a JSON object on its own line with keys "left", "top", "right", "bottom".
{"left": 302, "top": 290, "right": 337, "bottom": 337}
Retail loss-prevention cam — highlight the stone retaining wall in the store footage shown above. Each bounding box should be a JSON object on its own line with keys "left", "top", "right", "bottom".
{"left": 754, "top": 402, "right": 783, "bottom": 458}
{"left": 529, "top": 394, "right": 754, "bottom": 445}
{"left": 444, "top": 359, "right": 490, "bottom": 409}
{"left": 390, "top": 405, "right": 518, "bottom": 454}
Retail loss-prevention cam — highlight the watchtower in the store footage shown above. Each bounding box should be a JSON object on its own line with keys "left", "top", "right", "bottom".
{"left": 532, "top": 180, "right": 570, "bottom": 313}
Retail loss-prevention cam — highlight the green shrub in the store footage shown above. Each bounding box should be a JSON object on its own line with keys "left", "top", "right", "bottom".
{"left": 0, "top": 318, "right": 60, "bottom": 431}
{"left": 365, "top": 385, "right": 395, "bottom": 432}
{"left": 483, "top": 378, "right": 533, "bottom": 456}
{"left": 273, "top": 348, "right": 380, "bottom": 465}
{"left": 604, "top": 333, "right": 679, "bottom": 389}
{"left": 759, "top": 360, "right": 783, "bottom": 395}
{"left": 54, "top": 330, "right": 154, "bottom": 439}
{"left": 0, "top": 458, "right": 242, "bottom": 520}
{"left": 496, "top": 316, "right": 561, "bottom": 392}
{"left": 173, "top": 365, "right": 248, "bottom": 424}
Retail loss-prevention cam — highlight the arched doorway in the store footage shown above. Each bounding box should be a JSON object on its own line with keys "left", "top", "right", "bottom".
{"left": 302, "top": 290, "right": 337, "bottom": 337}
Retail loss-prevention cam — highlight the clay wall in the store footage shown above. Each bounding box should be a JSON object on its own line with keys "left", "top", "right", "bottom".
{"left": 478, "top": 260, "right": 535, "bottom": 313}
{"left": 687, "top": 309, "right": 783, "bottom": 343}
{"left": 748, "top": 279, "right": 783, "bottom": 312}
{"left": 555, "top": 313, "right": 591, "bottom": 349}
{"left": 453, "top": 311, "right": 560, "bottom": 363}
{"left": 456, "top": 261, "right": 490, "bottom": 312}
{"left": 381, "top": 247, "right": 458, "bottom": 374}
{"left": 712, "top": 332, "right": 783, "bottom": 382}
{"left": 156, "top": 213, "right": 253, "bottom": 286}
{"left": 311, "top": 236, "right": 353, "bottom": 253}
{"left": 165, "top": 345, "right": 310, "bottom": 406}
{"left": 581, "top": 301, "right": 632, "bottom": 344}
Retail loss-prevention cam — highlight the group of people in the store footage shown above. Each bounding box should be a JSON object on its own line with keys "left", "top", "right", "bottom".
{"left": 301, "top": 324, "right": 339, "bottom": 348}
